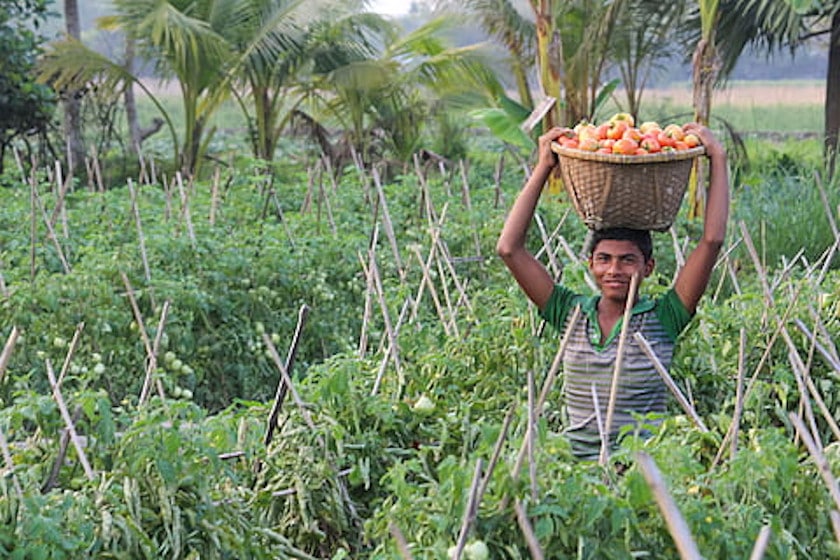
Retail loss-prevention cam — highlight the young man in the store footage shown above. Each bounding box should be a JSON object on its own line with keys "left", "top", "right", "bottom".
{"left": 496, "top": 123, "right": 730, "bottom": 460}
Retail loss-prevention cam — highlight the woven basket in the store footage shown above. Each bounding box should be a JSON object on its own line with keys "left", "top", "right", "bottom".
{"left": 551, "top": 143, "right": 705, "bottom": 232}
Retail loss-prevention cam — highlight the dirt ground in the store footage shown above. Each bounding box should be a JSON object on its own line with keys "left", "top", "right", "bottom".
{"left": 645, "top": 82, "right": 824, "bottom": 106}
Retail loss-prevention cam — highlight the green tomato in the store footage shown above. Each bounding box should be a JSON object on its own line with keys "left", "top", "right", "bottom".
{"left": 412, "top": 395, "right": 435, "bottom": 414}
{"left": 465, "top": 540, "right": 489, "bottom": 560}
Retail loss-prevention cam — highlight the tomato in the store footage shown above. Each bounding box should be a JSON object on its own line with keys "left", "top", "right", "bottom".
{"left": 612, "top": 138, "right": 639, "bottom": 155}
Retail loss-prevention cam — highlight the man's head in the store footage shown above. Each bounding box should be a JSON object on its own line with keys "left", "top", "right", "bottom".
{"left": 586, "top": 227, "right": 653, "bottom": 262}
{"left": 586, "top": 228, "right": 655, "bottom": 302}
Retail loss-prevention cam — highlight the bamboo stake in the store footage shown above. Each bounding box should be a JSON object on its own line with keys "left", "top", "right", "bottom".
{"left": 301, "top": 164, "right": 315, "bottom": 214}
{"left": 731, "top": 329, "right": 747, "bottom": 459}
{"left": 513, "top": 500, "right": 545, "bottom": 560}
{"left": 600, "top": 273, "right": 641, "bottom": 466}
{"left": 413, "top": 153, "right": 437, "bottom": 224}
{"left": 121, "top": 273, "right": 167, "bottom": 404}
{"left": 533, "top": 212, "right": 562, "bottom": 280}
{"left": 0, "top": 326, "right": 20, "bottom": 385}
{"left": 317, "top": 163, "right": 337, "bottom": 235}
{"left": 263, "top": 334, "right": 320, "bottom": 439}
{"left": 127, "top": 179, "right": 152, "bottom": 287}
{"left": 748, "top": 525, "right": 772, "bottom": 560}
{"left": 510, "top": 307, "right": 582, "bottom": 481}
{"left": 669, "top": 226, "right": 687, "bottom": 270}
{"left": 832, "top": 511, "right": 840, "bottom": 545}
{"left": 262, "top": 333, "right": 363, "bottom": 527}
{"left": 789, "top": 411, "right": 840, "bottom": 541}
{"left": 268, "top": 189, "right": 297, "bottom": 249}
{"left": 527, "top": 369, "right": 537, "bottom": 500}
{"left": 371, "top": 167, "right": 404, "bottom": 278}
{"left": 29, "top": 166, "right": 36, "bottom": 280}
{"left": 433, "top": 235, "right": 476, "bottom": 319}
{"left": 372, "top": 297, "right": 411, "bottom": 397}
{"left": 592, "top": 383, "right": 607, "bottom": 454}
{"left": 633, "top": 333, "right": 709, "bottom": 433}
{"left": 389, "top": 522, "right": 415, "bottom": 560}
{"left": 534, "top": 208, "right": 570, "bottom": 260}
{"left": 795, "top": 318, "right": 840, "bottom": 377}
{"left": 0, "top": 424, "right": 22, "bottom": 498}
{"left": 476, "top": 404, "right": 516, "bottom": 502}
{"left": 263, "top": 304, "right": 310, "bottom": 447}
{"left": 45, "top": 360, "right": 95, "bottom": 481}
{"left": 56, "top": 322, "right": 85, "bottom": 388}
{"left": 12, "top": 146, "right": 26, "bottom": 184}
{"left": 493, "top": 153, "right": 504, "bottom": 209}
{"left": 636, "top": 452, "right": 703, "bottom": 560}
{"left": 369, "top": 253, "right": 404, "bottom": 383}
{"left": 209, "top": 166, "right": 221, "bottom": 226}
{"left": 52, "top": 159, "right": 70, "bottom": 239}
{"left": 452, "top": 459, "right": 484, "bottom": 560}
{"left": 0, "top": 264, "right": 7, "bottom": 298}
{"left": 32, "top": 189, "right": 71, "bottom": 274}
{"left": 162, "top": 172, "right": 172, "bottom": 220}
{"left": 92, "top": 149, "right": 105, "bottom": 193}
{"left": 49, "top": 159, "right": 71, "bottom": 237}
{"left": 791, "top": 347, "right": 840, "bottom": 444}
{"left": 350, "top": 145, "right": 373, "bottom": 207}
{"left": 358, "top": 228, "right": 379, "bottom": 357}
{"left": 175, "top": 172, "right": 197, "bottom": 247}
{"left": 145, "top": 300, "right": 170, "bottom": 402}
{"left": 411, "top": 245, "right": 455, "bottom": 336}
{"left": 458, "top": 160, "right": 482, "bottom": 257}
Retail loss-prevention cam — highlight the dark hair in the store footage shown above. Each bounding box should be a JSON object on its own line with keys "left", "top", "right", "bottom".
{"left": 586, "top": 228, "right": 653, "bottom": 261}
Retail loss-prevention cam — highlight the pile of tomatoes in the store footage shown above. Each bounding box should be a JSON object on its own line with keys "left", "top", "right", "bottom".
{"left": 554, "top": 113, "right": 701, "bottom": 155}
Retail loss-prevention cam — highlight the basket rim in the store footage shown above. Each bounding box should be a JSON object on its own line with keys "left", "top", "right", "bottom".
{"left": 551, "top": 142, "right": 705, "bottom": 164}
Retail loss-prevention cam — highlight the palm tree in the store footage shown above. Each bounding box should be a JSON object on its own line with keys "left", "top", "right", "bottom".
{"left": 293, "top": 14, "right": 501, "bottom": 167}
{"left": 43, "top": 0, "right": 238, "bottom": 177}
{"left": 461, "top": 0, "right": 536, "bottom": 109}
{"left": 223, "top": 0, "right": 387, "bottom": 164}
{"left": 62, "top": 0, "right": 85, "bottom": 173}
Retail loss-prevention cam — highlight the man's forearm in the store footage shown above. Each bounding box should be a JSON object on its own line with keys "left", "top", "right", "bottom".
{"left": 497, "top": 163, "right": 553, "bottom": 256}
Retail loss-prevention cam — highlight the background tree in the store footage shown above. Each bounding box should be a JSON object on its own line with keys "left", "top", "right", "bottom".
{"left": 62, "top": 0, "right": 85, "bottom": 173}
{"left": 0, "top": 0, "right": 56, "bottom": 176}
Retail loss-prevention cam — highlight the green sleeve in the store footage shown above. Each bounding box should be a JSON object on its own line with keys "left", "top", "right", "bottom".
{"left": 538, "top": 284, "right": 579, "bottom": 332}
{"left": 655, "top": 288, "right": 693, "bottom": 341}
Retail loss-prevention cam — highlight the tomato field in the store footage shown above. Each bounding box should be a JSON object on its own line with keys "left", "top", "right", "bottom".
{"left": 0, "top": 130, "right": 839, "bottom": 559}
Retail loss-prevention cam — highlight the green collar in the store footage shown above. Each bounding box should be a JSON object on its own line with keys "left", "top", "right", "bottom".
{"left": 580, "top": 294, "right": 655, "bottom": 350}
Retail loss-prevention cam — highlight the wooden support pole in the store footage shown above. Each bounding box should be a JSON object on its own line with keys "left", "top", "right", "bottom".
{"left": 452, "top": 459, "right": 484, "bottom": 560}
{"left": 634, "top": 332, "right": 709, "bottom": 433}
{"left": 600, "top": 273, "right": 641, "bottom": 466}
{"left": 636, "top": 452, "right": 703, "bottom": 560}
{"left": 264, "top": 304, "right": 310, "bottom": 447}
{"left": 45, "top": 360, "right": 95, "bottom": 481}
{"left": 513, "top": 500, "right": 545, "bottom": 560}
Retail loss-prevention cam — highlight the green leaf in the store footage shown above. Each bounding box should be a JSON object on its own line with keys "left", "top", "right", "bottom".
{"left": 470, "top": 107, "right": 534, "bottom": 152}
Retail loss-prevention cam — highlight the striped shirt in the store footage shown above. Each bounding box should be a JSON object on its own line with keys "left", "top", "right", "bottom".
{"left": 540, "top": 285, "right": 692, "bottom": 460}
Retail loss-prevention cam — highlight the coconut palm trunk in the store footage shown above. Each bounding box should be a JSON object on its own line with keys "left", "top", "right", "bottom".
{"left": 689, "top": 0, "right": 720, "bottom": 220}
{"left": 530, "top": 0, "right": 563, "bottom": 128}
{"left": 63, "top": 0, "right": 85, "bottom": 174}
{"left": 826, "top": 9, "right": 840, "bottom": 174}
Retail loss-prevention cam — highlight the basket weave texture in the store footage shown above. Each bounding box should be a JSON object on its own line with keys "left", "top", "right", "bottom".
{"left": 551, "top": 143, "right": 705, "bottom": 232}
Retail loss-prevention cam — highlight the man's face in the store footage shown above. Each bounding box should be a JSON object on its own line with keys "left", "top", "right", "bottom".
{"left": 588, "top": 239, "right": 654, "bottom": 302}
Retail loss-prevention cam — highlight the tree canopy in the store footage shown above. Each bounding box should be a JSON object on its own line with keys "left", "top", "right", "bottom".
{"left": 0, "top": 0, "right": 56, "bottom": 175}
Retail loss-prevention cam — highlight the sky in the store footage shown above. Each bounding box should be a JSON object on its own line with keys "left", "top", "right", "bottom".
{"left": 369, "top": 0, "right": 411, "bottom": 16}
